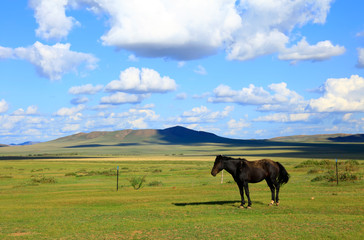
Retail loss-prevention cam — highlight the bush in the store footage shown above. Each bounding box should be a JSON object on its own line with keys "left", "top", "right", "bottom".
{"left": 31, "top": 175, "right": 57, "bottom": 184}
{"left": 295, "top": 160, "right": 332, "bottom": 168}
{"left": 148, "top": 180, "right": 163, "bottom": 187}
{"left": 128, "top": 176, "right": 146, "bottom": 190}
{"left": 311, "top": 169, "right": 362, "bottom": 183}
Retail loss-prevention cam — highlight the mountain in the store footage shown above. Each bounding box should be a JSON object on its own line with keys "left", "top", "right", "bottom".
{"left": 270, "top": 133, "right": 364, "bottom": 143}
{"left": 0, "top": 126, "right": 363, "bottom": 159}
{"left": 50, "top": 126, "right": 243, "bottom": 146}
{"left": 10, "top": 141, "right": 41, "bottom": 146}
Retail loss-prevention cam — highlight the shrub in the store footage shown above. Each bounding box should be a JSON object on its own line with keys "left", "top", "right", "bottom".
{"left": 295, "top": 160, "right": 332, "bottom": 168}
{"left": 148, "top": 180, "right": 163, "bottom": 187}
{"left": 31, "top": 175, "right": 57, "bottom": 184}
{"left": 128, "top": 176, "right": 146, "bottom": 190}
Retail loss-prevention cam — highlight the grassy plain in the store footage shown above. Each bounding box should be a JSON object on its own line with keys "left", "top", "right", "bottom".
{"left": 0, "top": 156, "right": 363, "bottom": 239}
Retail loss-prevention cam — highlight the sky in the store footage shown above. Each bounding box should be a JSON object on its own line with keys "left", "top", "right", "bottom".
{"left": 0, "top": 0, "right": 364, "bottom": 144}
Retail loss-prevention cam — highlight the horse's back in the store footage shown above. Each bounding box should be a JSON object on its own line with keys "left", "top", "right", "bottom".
{"left": 245, "top": 159, "right": 279, "bottom": 182}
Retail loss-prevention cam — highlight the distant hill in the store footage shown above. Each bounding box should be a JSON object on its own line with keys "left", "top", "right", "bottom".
{"left": 0, "top": 126, "right": 363, "bottom": 159}
{"left": 10, "top": 141, "right": 41, "bottom": 146}
{"left": 50, "top": 126, "right": 243, "bottom": 146}
{"left": 270, "top": 133, "right": 364, "bottom": 143}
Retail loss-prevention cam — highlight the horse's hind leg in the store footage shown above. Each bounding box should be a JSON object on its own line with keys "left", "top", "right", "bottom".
{"left": 275, "top": 184, "right": 280, "bottom": 206}
{"left": 265, "top": 179, "right": 275, "bottom": 205}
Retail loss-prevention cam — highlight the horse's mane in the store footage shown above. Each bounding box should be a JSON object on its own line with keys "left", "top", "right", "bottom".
{"left": 220, "top": 155, "right": 247, "bottom": 162}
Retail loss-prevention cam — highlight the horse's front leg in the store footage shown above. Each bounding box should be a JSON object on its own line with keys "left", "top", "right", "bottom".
{"left": 244, "top": 182, "right": 252, "bottom": 208}
{"left": 237, "top": 182, "right": 246, "bottom": 208}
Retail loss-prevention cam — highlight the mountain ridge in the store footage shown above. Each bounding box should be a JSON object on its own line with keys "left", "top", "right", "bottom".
{"left": 1, "top": 126, "right": 364, "bottom": 147}
{"left": 50, "top": 126, "right": 243, "bottom": 145}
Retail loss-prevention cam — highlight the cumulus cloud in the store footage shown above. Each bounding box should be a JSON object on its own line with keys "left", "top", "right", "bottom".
{"left": 69, "top": 84, "right": 103, "bottom": 95}
{"left": 97, "top": 0, "right": 241, "bottom": 60}
{"left": 309, "top": 75, "right": 364, "bottom": 112}
{"left": 13, "top": 106, "right": 39, "bottom": 116}
{"left": 0, "top": 99, "right": 9, "bottom": 114}
{"left": 0, "top": 46, "right": 13, "bottom": 59}
{"left": 278, "top": 38, "right": 346, "bottom": 63}
{"left": 105, "top": 67, "right": 177, "bottom": 93}
{"left": 100, "top": 92, "right": 149, "bottom": 105}
{"left": 227, "top": 29, "right": 289, "bottom": 61}
{"left": 227, "top": 0, "right": 336, "bottom": 61}
{"left": 55, "top": 104, "right": 85, "bottom": 116}
{"left": 209, "top": 84, "right": 271, "bottom": 105}
{"left": 357, "top": 48, "right": 364, "bottom": 68}
{"left": 209, "top": 82, "right": 306, "bottom": 112}
{"left": 30, "top": 0, "right": 78, "bottom": 40}
{"left": 176, "top": 105, "right": 233, "bottom": 124}
{"left": 29, "top": 0, "right": 339, "bottom": 62}
{"left": 1, "top": 42, "right": 98, "bottom": 80}
{"left": 255, "top": 113, "right": 311, "bottom": 122}
{"left": 62, "top": 124, "right": 80, "bottom": 132}
{"left": 227, "top": 119, "right": 251, "bottom": 135}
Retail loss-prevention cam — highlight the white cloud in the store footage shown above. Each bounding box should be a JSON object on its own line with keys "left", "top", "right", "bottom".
{"left": 13, "top": 106, "right": 39, "bottom": 116}
{"left": 278, "top": 38, "right": 345, "bottom": 63}
{"left": 105, "top": 67, "right": 177, "bottom": 93}
{"left": 255, "top": 113, "right": 311, "bottom": 122}
{"left": 209, "top": 84, "right": 271, "bottom": 105}
{"left": 210, "top": 82, "right": 308, "bottom": 113}
{"left": 62, "top": 124, "right": 80, "bottom": 132}
{"left": 30, "top": 0, "right": 78, "bottom": 40}
{"left": 176, "top": 106, "right": 233, "bottom": 124}
{"left": 227, "top": 119, "right": 251, "bottom": 135}
{"left": 100, "top": 92, "right": 149, "bottom": 105}
{"left": 227, "top": 0, "right": 335, "bottom": 61}
{"left": 128, "top": 54, "right": 139, "bottom": 62}
{"left": 227, "top": 29, "right": 289, "bottom": 61}
{"left": 69, "top": 84, "right": 103, "bottom": 95}
{"left": 0, "top": 115, "right": 25, "bottom": 130}
{"left": 0, "top": 46, "right": 13, "bottom": 59}
{"left": 194, "top": 65, "right": 207, "bottom": 75}
{"left": 55, "top": 104, "right": 85, "bottom": 116}
{"left": 98, "top": 0, "right": 242, "bottom": 60}
{"left": 357, "top": 48, "right": 364, "bottom": 68}
{"left": 211, "top": 82, "right": 305, "bottom": 109}
{"left": 71, "top": 96, "right": 89, "bottom": 105}
{"left": 0, "top": 42, "right": 98, "bottom": 80}
{"left": 0, "top": 99, "right": 9, "bottom": 113}
{"left": 176, "top": 93, "right": 187, "bottom": 100}
{"left": 177, "top": 61, "right": 186, "bottom": 68}
{"left": 29, "top": 0, "right": 339, "bottom": 62}
{"left": 309, "top": 75, "right": 364, "bottom": 112}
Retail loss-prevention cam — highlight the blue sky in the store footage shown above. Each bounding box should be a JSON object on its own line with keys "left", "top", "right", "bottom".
{"left": 0, "top": 0, "right": 364, "bottom": 144}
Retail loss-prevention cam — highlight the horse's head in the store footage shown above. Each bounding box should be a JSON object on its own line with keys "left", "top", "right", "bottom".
{"left": 211, "top": 155, "right": 225, "bottom": 177}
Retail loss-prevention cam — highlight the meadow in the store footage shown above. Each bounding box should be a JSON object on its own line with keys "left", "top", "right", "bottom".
{"left": 0, "top": 156, "right": 363, "bottom": 239}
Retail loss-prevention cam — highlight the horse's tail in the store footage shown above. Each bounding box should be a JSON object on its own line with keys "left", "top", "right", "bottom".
{"left": 276, "top": 162, "right": 290, "bottom": 186}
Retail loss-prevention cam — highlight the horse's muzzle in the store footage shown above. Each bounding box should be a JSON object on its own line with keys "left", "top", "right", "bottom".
{"left": 211, "top": 170, "right": 217, "bottom": 177}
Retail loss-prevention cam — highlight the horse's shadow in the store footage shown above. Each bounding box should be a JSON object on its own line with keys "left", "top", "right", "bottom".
{"left": 173, "top": 200, "right": 264, "bottom": 207}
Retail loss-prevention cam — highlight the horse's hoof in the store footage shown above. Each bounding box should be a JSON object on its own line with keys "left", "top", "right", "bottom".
{"left": 246, "top": 206, "right": 252, "bottom": 209}
{"left": 238, "top": 205, "right": 245, "bottom": 209}
{"left": 275, "top": 202, "right": 280, "bottom": 206}
{"left": 268, "top": 200, "right": 274, "bottom": 206}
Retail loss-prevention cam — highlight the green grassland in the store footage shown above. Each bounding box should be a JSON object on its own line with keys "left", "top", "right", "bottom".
{"left": 0, "top": 156, "right": 363, "bottom": 239}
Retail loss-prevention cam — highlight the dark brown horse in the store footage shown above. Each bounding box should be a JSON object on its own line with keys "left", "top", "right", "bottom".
{"left": 211, "top": 155, "right": 290, "bottom": 208}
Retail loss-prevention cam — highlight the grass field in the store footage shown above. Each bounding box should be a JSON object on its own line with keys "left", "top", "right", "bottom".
{"left": 0, "top": 156, "right": 363, "bottom": 239}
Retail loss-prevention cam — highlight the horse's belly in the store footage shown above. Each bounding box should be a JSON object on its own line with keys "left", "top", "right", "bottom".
{"left": 247, "top": 168, "right": 268, "bottom": 183}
